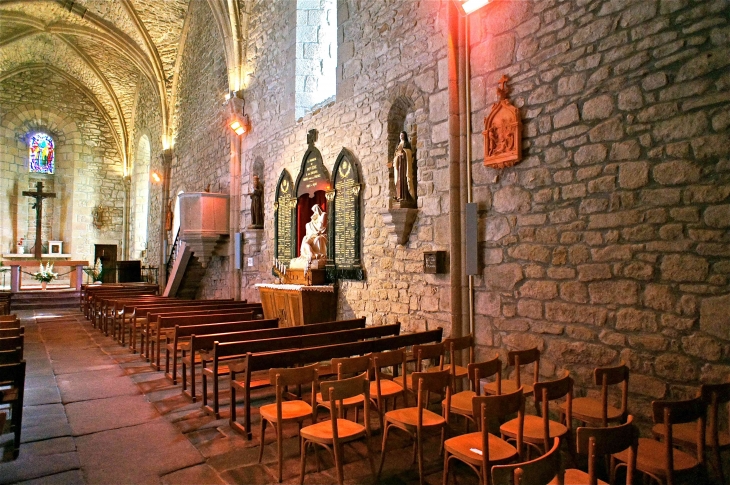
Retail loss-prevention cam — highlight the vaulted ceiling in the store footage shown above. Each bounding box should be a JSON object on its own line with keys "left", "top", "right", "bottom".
{"left": 0, "top": 0, "right": 244, "bottom": 167}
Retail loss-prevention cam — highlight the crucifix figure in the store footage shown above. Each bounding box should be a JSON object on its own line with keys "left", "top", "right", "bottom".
{"left": 22, "top": 182, "right": 56, "bottom": 259}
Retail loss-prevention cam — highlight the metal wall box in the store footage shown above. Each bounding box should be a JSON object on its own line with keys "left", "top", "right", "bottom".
{"left": 424, "top": 251, "right": 446, "bottom": 274}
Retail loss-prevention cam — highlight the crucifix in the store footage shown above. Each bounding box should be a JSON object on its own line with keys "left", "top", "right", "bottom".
{"left": 22, "top": 182, "right": 56, "bottom": 259}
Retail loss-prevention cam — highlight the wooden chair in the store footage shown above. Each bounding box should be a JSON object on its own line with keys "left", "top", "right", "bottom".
{"left": 300, "top": 373, "right": 374, "bottom": 485}
{"left": 492, "top": 437, "right": 563, "bottom": 485}
{"left": 651, "top": 383, "right": 729, "bottom": 484}
{"left": 370, "top": 349, "right": 408, "bottom": 430}
{"left": 0, "top": 360, "right": 26, "bottom": 458}
{"left": 393, "top": 342, "right": 444, "bottom": 396}
{"left": 484, "top": 347, "right": 539, "bottom": 397}
{"left": 378, "top": 369, "right": 451, "bottom": 485}
{"left": 316, "top": 355, "right": 370, "bottom": 422}
{"left": 613, "top": 397, "right": 706, "bottom": 485}
{"left": 446, "top": 357, "right": 501, "bottom": 432}
{"left": 561, "top": 363, "right": 628, "bottom": 428}
{"left": 501, "top": 374, "right": 572, "bottom": 456}
{"left": 431, "top": 335, "right": 474, "bottom": 385}
{"left": 553, "top": 415, "right": 638, "bottom": 485}
{"left": 257, "top": 363, "right": 319, "bottom": 483}
{"left": 443, "top": 387, "right": 524, "bottom": 485}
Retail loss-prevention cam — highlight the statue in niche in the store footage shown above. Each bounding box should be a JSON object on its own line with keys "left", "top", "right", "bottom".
{"left": 164, "top": 200, "right": 173, "bottom": 232}
{"left": 249, "top": 175, "right": 264, "bottom": 228}
{"left": 289, "top": 205, "right": 327, "bottom": 270}
{"left": 389, "top": 131, "right": 416, "bottom": 207}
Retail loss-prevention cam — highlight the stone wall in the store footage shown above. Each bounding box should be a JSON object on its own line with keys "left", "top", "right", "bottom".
{"left": 466, "top": 0, "right": 730, "bottom": 421}
{"left": 170, "top": 0, "right": 232, "bottom": 298}
{"left": 0, "top": 68, "right": 125, "bottom": 262}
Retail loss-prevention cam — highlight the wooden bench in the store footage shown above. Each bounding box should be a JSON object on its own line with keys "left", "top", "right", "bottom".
{"left": 154, "top": 311, "right": 259, "bottom": 372}
{"left": 0, "top": 360, "right": 26, "bottom": 458}
{"left": 0, "top": 335, "right": 24, "bottom": 359}
{"left": 90, "top": 290, "right": 159, "bottom": 328}
{"left": 227, "top": 328, "right": 444, "bottom": 438}
{"left": 104, "top": 295, "right": 176, "bottom": 338}
{"left": 0, "top": 319, "right": 20, "bottom": 330}
{"left": 200, "top": 323, "right": 403, "bottom": 416}
{"left": 0, "top": 327, "right": 24, "bottom": 338}
{"left": 180, "top": 318, "right": 366, "bottom": 401}
{"left": 142, "top": 303, "right": 262, "bottom": 359}
{"left": 84, "top": 285, "right": 158, "bottom": 321}
{"left": 81, "top": 283, "right": 159, "bottom": 316}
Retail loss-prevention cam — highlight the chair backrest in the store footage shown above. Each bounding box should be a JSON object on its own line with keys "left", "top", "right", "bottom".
{"left": 593, "top": 363, "right": 629, "bottom": 426}
{"left": 443, "top": 334, "right": 474, "bottom": 368}
{"left": 492, "top": 437, "right": 563, "bottom": 485}
{"left": 470, "top": 356, "right": 501, "bottom": 396}
{"left": 413, "top": 342, "right": 444, "bottom": 372}
{"left": 576, "top": 416, "right": 638, "bottom": 485}
{"left": 652, "top": 396, "right": 706, "bottom": 473}
{"left": 412, "top": 369, "right": 451, "bottom": 426}
{"left": 332, "top": 354, "right": 371, "bottom": 378}
{"left": 534, "top": 374, "right": 573, "bottom": 453}
{"left": 321, "top": 373, "right": 371, "bottom": 435}
{"left": 701, "top": 382, "right": 730, "bottom": 449}
{"left": 269, "top": 363, "right": 319, "bottom": 423}
{"left": 472, "top": 388, "right": 525, "bottom": 464}
{"left": 506, "top": 347, "right": 540, "bottom": 389}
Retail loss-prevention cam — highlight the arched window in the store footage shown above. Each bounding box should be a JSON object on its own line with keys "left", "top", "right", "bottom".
{"left": 132, "top": 136, "right": 151, "bottom": 260}
{"left": 29, "top": 133, "right": 55, "bottom": 174}
{"left": 295, "top": 0, "right": 337, "bottom": 119}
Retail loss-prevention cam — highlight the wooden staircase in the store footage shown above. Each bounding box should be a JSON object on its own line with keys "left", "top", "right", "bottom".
{"left": 164, "top": 242, "right": 206, "bottom": 298}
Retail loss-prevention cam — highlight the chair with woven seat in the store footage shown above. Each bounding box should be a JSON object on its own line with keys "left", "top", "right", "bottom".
{"left": 445, "top": 356, "right": 502, "bottom": 432}
{"left": 300, "top": 373, "right": 373, "bottom": 485}
{"left": 613, "top": 397, "right": 706, "bottom": 485}
{"left": 492, "top": 437, "right": 563, "bottom": 485}
{"left": 501, "top": 373, "right": 572, "bottom": 457}
{"left": 0, "top": 360, "right": 26, "bottom": 459}
{"left": 561, "top": 363, "right": 628, "bottom": 428}
{"left": 552, "top": 415, "right": 638, "bottom": 485}
{"left": 431, "top": 335, "right": 474, "bottom": 387}
{"left": 443, "top": 387, "right": 524, "bottom": 485}
{"left": 651, "top": 383, "right": 729, "bottom": 484}
{"left": 370, "top": 349, "right": 408, "bottom": 430}
{"left": 316, "top": 355, "right": 370, "bottom": 423}
{"left": 393, "top": 342, "right": 444, "bottom": 398}
{"left": 257, "top": 363, "right": 319, "bottom": 483}
{"left": 378, "top": 369, "right": 452, "bottom": 485}
{"left": 484, "top": 347, "right": 539, "bottom": 397}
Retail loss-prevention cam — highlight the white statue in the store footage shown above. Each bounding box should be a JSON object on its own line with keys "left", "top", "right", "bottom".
{"left": 289, "top": 205, "right": 328, "bottom": 270}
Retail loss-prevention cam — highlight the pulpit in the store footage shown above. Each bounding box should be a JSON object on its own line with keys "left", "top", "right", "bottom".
{"left": 256, "top": 283, "right": 336, "bottom": 327}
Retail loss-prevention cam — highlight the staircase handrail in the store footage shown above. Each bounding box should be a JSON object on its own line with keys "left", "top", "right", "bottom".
{"left": 165, "top": 229, "right": 182, "bottom": 280}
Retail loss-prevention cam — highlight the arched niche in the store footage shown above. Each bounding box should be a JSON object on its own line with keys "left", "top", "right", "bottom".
{"left": 327, "top": 148, "right": 364, "bottom": 281}
{"left": 293, "top": 130, "right": 330, "bottom": 259}
{"left": 387, "top": 95, "right": 417, "bottom": 209}
{"left": 274, "top": 170, "right": 295, "bottom": 264}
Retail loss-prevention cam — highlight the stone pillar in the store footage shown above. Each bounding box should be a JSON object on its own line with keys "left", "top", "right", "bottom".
{"left": 158, "top": 148, "right": 173, "bottom": 291}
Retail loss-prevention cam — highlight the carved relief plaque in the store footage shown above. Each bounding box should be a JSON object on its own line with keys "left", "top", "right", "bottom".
{"left": 274, "top": 170, "right": 295, "bottom": 264}
{"left": 483, "top": 75, "right": 522, "bottom": 169}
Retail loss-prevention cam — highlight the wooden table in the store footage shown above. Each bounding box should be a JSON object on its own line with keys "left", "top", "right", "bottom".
{"left": 256, "top": 283, "right": 336, "bottom": 327}
{"left": 1, "top": 260, "right": 88, "bottom": 292}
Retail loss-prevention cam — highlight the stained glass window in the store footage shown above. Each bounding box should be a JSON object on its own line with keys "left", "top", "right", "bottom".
{"left": 29, "top": 133, "right": 55, "bottom": 174}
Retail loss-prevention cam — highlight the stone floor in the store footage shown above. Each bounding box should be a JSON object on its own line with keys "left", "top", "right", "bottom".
{"left": 0, "top": 309, "right": 476, "bottom": 485}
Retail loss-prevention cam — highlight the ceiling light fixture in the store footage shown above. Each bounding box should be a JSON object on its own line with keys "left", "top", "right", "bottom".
{"left": 455, "top": 0, "right": 493, "bottom": 16}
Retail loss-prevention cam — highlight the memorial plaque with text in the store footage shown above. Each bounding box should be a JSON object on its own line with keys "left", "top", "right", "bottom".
{"left": 275, "top": 170, "right": 294, "bottom": 264}
{"left": 330, "top": 149, "right": 363, "bottom": 280}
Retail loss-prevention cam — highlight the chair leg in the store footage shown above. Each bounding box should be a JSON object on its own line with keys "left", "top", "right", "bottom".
{"left": 442, "top": 451, "right": 450, "bottom": 485}
{"left": 377, "top": 423, "right": 390, "bottom": 480}
{"left": 417, "top": 428, "right": 424, "bottom": 485}
{"left": 334, "top": 442, "right": 344, "bottom": 485}
{"left": 299, "top": 439, "right": 307, "bottom": 485}
{"left": 712, "top": 446, "right": 724, "bottom": 485}
{"left": 277, "top": 422, "right": 284, "bottom": 483}
{"left": 258, "top": 418, "right": 267, "bottom": 463}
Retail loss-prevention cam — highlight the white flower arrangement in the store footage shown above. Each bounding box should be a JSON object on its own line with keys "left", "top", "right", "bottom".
{"left": 92, "top": 258, "right": 102, "bottom": 281}
{"left": 33, "top": 262, "right": 58, "bottom": 283}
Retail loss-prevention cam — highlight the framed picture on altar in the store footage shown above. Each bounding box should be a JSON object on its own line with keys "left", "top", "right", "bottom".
{"left": 48, "top": 241, "right": 62, "bottom": 255}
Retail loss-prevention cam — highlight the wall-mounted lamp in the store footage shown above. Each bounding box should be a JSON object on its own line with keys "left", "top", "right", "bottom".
{"left": 229, "top": 115, "right": 250, "bottom": 136}
{"left": 151, "top": 171, "right": 162, "bottom": 184}
{"left": 455, "top": 0, "right": 493, "bottom": 16}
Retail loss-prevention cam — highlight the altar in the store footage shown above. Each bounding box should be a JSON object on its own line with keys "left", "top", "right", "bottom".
{"left": 256, "top": 283, "right": 336, "bottom": 327}
{"left": 1, "top": 259, "right": 88, "bottom": 292}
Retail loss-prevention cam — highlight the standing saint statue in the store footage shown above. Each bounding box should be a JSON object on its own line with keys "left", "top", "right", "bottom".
{"left": 289, "top": 205, "right": 328, "bottom": 270}
{"left": 250, "top": 175, "right": 264, "bottom": 228}
{"left": 390, "top": 131, "right": 415, "bottom": 206}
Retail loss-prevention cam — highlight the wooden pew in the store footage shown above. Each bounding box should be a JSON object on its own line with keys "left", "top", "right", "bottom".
{"left": 0, "top": 335, "right": 24, "bottom": 359}
{"left": 227, "top": 328, "right": 444, "bottom": 438}
{"left": 0, "top": 360, "right": 26, "bottom": 458}
{"left": 179, "top": 318, "right": 366, "bottom": 400}
{"left": 0, "top": 315, "right": 18, "bottom": 322}
{"left": 84, "top": 284, "right": 159, "bottom": 320}
{"left": 199, "top": 323, "right": 402, "bottom": 416}
{"left": 152, "top": 311, "right": 257, "bottom": 371}
{"left": 0, "top": 319, "right": 20, "bottom": 330}
{"left": 91, "top": 290, "right": 159, "bottom": 329}
{"left": 106, "top": 296, "right": 177, "bottom": 339}
{"left": 0, "top": 327, "right": 24, "bottom": 338}
{"left": 142, "top": 303, "right": 262, "bottom": 359}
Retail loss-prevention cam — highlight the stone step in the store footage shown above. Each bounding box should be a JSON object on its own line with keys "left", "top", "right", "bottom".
{"left": 10, "top": 289, "right": 81, "bottom": 311}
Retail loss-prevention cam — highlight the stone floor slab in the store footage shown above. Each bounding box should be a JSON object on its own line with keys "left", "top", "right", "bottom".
{"left": 75, "top": 418, "right": 203, "bottom": 485}
{"left": 161, "top": 464, "right": 226, "bottom": 485}
{"left": 66, "top": 394, "right": 160, "bottom": 436}
{"left": 56, "top": 368, "right": 140, "bottom": 403}
{"left": 0, "top": 450, "right": 80, "bottom": 485}
{"left": 16, "top": 470, "right": 86, "bottom": 485}
{"left": 24, "top": 386, "right": 62, "bottom": 406}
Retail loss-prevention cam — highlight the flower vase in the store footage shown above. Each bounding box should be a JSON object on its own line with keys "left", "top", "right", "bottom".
{"left": 41, "top": 281, "right": 47, "bottom": 290}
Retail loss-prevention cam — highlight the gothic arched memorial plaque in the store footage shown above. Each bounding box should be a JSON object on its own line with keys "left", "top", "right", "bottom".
{"left": 329, "top": 148, "right": 364, "bottom": 281}
{"left": 274, "top": 170, "right": 295, "bottom": 265}
{"left": 483, "top": 75, "right": 522, "bottom": 169}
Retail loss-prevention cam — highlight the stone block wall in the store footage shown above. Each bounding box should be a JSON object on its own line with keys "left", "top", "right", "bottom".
{"left": 467, "top": 0, "right": 729, "bottom": 421}
{"left": 0, "top": 69, "right": 125, "bottom": 262}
